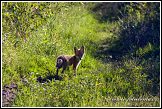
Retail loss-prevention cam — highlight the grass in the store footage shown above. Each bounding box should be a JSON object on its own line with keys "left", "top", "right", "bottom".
{"left": 2, "top": 2, "right": 160, "bottom": 107}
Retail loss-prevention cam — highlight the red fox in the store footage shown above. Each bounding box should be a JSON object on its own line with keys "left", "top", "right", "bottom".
{"left": 56, "top": 46, "right": 85, "bottom": 76}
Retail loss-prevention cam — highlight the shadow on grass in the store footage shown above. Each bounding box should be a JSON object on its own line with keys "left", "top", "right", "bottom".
{"left": 91, "top": 2, "right": 129, "bottom": 22}
{"left": 90, "top": 2, "right": 160, "bottom": 96}
{"left": 37, "top": 75, "right": 63, "bottom": 83}
{"left": 93, "top": 17, "right": 160, "bottom": 63}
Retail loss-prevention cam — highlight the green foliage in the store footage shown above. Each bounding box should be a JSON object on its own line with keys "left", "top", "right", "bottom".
{"left": 136, "top": 43, "right": 154, "bottom": 57}
{"left": 2, "top": 2, "right": 160, "bottom": 107}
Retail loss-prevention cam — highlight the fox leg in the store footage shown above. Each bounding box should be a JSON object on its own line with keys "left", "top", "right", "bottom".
{"left": 73, "top": 65, "right": 77, "bottom": 76}
{"left": 74, "top": 70, "right": 76, "bottom": 76}
{"left": 61, "top": 66, "right": 66, "bottom": 74}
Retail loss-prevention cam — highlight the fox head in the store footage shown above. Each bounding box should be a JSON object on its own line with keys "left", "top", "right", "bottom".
{"left": 74, "top": 46, "right": 85, "bottom": 60}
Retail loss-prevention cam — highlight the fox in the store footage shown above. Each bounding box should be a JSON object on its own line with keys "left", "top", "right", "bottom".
{"left": 56, "top": 46, "right": 85, "bottom": 76}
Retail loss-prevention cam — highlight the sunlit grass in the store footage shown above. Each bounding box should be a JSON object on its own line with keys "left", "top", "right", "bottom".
{"left": 2, "top": 2, "right": 160, "bottom": 107}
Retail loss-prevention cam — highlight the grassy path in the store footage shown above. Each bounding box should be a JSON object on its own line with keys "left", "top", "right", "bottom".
{"left": 2, "top": 3, "right": 160, "bottom": 107}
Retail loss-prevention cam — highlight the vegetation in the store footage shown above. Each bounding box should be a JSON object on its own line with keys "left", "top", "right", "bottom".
{"left": 2, "top": 2, "right": 160, "bottom": 107}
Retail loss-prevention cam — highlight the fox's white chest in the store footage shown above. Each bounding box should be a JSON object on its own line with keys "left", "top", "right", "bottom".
{"left": 76, "top": 53, "right": 85, "bottom": 70}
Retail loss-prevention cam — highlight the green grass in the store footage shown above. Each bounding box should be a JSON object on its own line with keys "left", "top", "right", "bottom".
{"left": 2, "top": 2, "right": 160, "bottom": 107}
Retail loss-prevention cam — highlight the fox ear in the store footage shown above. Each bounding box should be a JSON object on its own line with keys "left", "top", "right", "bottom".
{"left": 74, "top": 47, "right": 77, "bottom": 52}
{"left": 81, "top": 46, "right": 84, "bottom": 52}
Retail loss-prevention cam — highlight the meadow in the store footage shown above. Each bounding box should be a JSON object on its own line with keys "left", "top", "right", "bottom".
{"left": 2, "top": 2, "right": 160, "bottom": 107}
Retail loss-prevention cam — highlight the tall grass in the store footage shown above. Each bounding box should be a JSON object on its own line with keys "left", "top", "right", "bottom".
{"left": 2, "top": 2, "right": 160, "bottom": 107}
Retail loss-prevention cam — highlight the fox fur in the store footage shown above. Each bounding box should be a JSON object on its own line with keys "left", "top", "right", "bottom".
{"left": 56, "top": 46, "right": 85, "bottom": 76}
